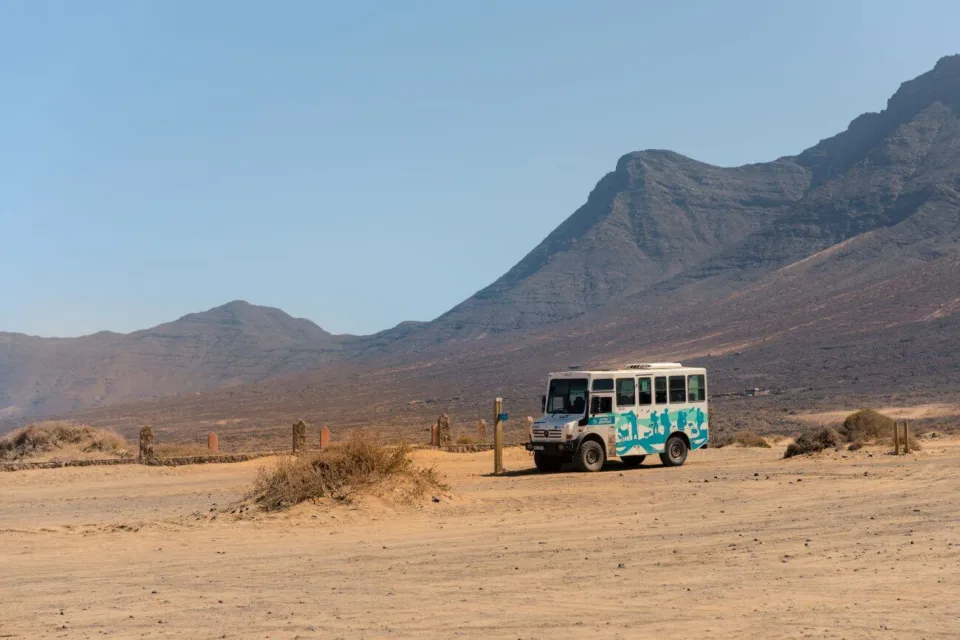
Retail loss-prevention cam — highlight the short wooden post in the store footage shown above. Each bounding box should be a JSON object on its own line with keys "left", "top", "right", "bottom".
{"left": 431, "top": 423, "right": 439, "bottom": 447}
{"left": 207, "top": 432, "right": 219, "bottom": 453}
{"left": 319, "top": 426, "right": 331, "bottom": 450}
{"left": 292, "top": 420, "right": 307, "bottom": 453}
{"left": 478, "top": 419, "right": 487, "bottom": 443}
{"left": 902, "top": 421, "right": 909, "bottom": 454}
{"left": 525, "top": 416, "right": 534, "bottom": 443}
{"left": 138, "top": 426, "right": 154, "bottom": 462}
{"left": 893, "top": 420, "right": 900, "bottom": 455}
{"left": 493, "top": 397, "right": 504, "bottom": 474}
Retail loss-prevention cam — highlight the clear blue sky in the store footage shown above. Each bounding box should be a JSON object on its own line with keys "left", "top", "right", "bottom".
{"left": 2, "top": 0, "right": 958, "bottom": 337}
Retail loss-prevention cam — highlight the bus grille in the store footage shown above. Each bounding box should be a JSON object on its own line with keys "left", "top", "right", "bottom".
{"left": 536, "top": 430, "right": 563, "bottom": 439}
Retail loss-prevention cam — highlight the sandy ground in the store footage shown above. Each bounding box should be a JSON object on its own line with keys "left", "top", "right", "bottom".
{"left": 2, "top": 440, "right": 960, "bottom": 639}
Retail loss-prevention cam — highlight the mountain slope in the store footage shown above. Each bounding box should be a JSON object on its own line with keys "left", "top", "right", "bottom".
{"left": 0, "top": 301, "right": 349, "bottom": 422}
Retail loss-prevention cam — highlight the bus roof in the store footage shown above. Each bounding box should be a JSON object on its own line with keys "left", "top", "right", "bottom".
{"left": 549, "top": 364, "right": 705, "bottom": 378}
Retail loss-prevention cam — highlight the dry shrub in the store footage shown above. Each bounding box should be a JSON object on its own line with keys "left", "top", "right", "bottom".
{"left": 248, "top": 430, "right": 446, "bottom": 510}
{"left": 733, "top": 430, "right": 771, "bottom": 448}
{"left": 710, "top": 431, "right": 735, "bottom": 448}
{"left": 0, "top": 422, "right": 130, "bottom": 460}
{"left": 154, "top": 443, "right": 214, "bottom": 457}
{"left": 455, "top": 434, "right": 477, "bottom": 445}
{"left": 784, "top": 427, "right": 844, "bottom": 458}
{"left": 840, "top": 409, "right": 895, "bottom": 442}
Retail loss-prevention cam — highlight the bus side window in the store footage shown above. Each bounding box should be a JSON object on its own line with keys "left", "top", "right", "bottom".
{"left": 669, "top": 376, "right": 687, "bottom": 403}
{"left": 591, "top": 396, "right": 612, "bottom": 414}
{"left": 688, "top": 374, "right": 706, "bottom": 402}
{"left": 654, "top": 377, "right": 667, "bottom": 404}
{"left": 637, "top": 377, "right": 652, "bottom": 406}
{"left": 616, "top": 378, "right": 635, "bottom": 408}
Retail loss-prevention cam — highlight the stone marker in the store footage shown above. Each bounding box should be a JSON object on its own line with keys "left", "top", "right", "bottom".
{"left": 138, "top": 426, "right": 154, "bottom": 462}
{"left": 437, "top": 414, "right": 452, "bottom": 448}
{"left": 292, "top": 420, "right": 307, "bottom": 453}
{"left": 319, "top": 426, "right": 331, "bottom": 450}
{"left": 431, "top": 423, "right": 440, "bottom": 447}
{"left": 208, "top": 432, "right": 219, "bottom": 453}
{"left": 478, "top": 419, "right": 487, "bottom": 442}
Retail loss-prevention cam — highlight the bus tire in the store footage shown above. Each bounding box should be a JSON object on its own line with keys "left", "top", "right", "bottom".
{"left": 621, "top": 455, "right": 646, "bottom": 467}
{"left": 575, "top": 440, "right": 605, "bottom": 472}
{"left": 659, "top": 435, "right": 688, "bottom": 467}
{"left": 534, "top": 452, "right": 563, "bottom": 473}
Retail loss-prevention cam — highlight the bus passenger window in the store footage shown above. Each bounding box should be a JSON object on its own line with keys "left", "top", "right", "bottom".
{"left": 654, "top": 377, "right": 667, "bottom": 404}
{"left": 592, "top": 378, "right": 614, "bottom": 392}
{"left": 590, "top": 396, "right": 612, "bottom": 414}
{"left": 688, "top": 374, "right": 706, "bottom": 402}
{"left": 637, "top": 377, "right": 652, "bottom": 406}
{"left": 616, "top": 378, "right": 635, "bottom": 407}
{"left": 669, "top": 376, "right": 687, "bottom": 403}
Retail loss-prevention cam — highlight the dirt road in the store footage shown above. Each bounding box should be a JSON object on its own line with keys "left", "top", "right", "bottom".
{"left": 2, "top": 441, "right": 959, "bottom": 639}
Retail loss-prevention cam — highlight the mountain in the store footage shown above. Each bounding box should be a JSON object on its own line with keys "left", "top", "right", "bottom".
{"left": 4, "top": 56, "right": 960, "bottom": 438}
{"left": 397, "top": 55, "right": 960, "bottom": 348}
{"left": 0, "top": 301, "right": 350, "bottom": 422}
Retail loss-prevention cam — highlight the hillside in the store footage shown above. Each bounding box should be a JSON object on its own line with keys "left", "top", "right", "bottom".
{"left": 4, "top": 56, "right": 960, "bottom": 438}
{"left": 0, "top": 301, "right": 351, "bottom": 423}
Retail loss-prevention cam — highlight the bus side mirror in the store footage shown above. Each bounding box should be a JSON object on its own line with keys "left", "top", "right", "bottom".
{"left": 540, "top": 395, "right": 546, "bottom": 412}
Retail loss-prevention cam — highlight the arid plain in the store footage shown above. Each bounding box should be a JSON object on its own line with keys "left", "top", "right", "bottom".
{"left": 2, "top": 439, "right": 959, "bottom": 639}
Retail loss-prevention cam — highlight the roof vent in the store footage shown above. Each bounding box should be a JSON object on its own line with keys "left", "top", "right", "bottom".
{"left": 625, "top": 362, "right": 683, "bottom": 369}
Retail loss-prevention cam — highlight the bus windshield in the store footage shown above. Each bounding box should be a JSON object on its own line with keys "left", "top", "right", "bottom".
{"left": 547, "top": 378, "right": 588, "bottom": 415}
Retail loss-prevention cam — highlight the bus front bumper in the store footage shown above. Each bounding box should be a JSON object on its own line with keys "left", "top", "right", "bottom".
{"left": 525, "top": 441, "right": 575, "bottom": 456}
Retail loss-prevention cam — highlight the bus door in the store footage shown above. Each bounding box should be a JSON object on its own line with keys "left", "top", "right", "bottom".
{"left": 686, "top": 372, "right": 708, "bottom": 443}
{"left": 589, "top": 377, "right": 616, "bottom": 452}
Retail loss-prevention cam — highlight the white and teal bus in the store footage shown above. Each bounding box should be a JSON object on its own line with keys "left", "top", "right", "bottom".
{"left": 525, "top": 363, "right": 708, "bottom": 472}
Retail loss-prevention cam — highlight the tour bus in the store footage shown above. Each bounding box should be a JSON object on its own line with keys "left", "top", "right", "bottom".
{"left": 524, "top": 363, "right": 708, "bottom": 472}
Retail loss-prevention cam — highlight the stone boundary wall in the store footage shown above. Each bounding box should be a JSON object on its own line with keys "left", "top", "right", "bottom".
{"left": 0, "top": 452, "right": 282, "bottom": 472}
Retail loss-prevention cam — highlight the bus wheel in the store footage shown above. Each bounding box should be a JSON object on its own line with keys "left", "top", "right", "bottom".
{"left": 575, "top": 440, "right": 605, "bottom": 472}
{"left": 621, "top": 455, "right": 646, "bottom": 468}
{"left": 659, "top": 436, "right": 688, "bottom": 467}
{"left": 534, "top": 452, "right": 563, "bottom": 473}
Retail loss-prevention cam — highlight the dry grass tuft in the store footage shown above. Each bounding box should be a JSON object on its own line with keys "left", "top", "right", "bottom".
{"left": 784, "top": 427, "right": 844, "bottom": 458}
{"left": 455, "top": 434, "right": 477, "bottom": 445}
{"left": 248, "top": 430, "right": 447, "bottom": 510}
{"left": 732, "top": 430, "right": 771, "bottom": 448}
{"left": 839, "top": 409, "right": 895, "bottom": 442}
{"left": 0, "top": 421, "right": 131, "bottom": 461}
{"left": 154, "top": 443, "right": 216, "bottom": 458}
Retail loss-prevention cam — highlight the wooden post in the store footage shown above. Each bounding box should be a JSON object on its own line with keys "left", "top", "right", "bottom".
{"left": 525, "top": 416, "right": 534, "bottom": 443}
{"left": 207, "top": 432, "right": 219, "bottom": 453}
{"left": 431, "top": 423, "right": 439, "bottom": 447}
{"left": 493, "top": 397, "right": 503, "bottom": 474}
{"left": 902, "top": 421, "right": 909, "bottom": 454}
{"left": 893, "top": 420, "right": 900, "bottom": 455}
{"left": 319, "top": 426, "right": 331, "bottom": 450}
{"left": 478, "top": 419, "right": 487, "bottom": 443}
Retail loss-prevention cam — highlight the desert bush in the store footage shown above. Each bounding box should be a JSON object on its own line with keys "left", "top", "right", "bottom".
{"left": 839, "top": 409, "right": 895, "bottom": 442}
{"left": 710, "top": 430, "right": 735, "bottom": 448}
{"left": 248, "top": 430, "right": 446, "bottom": 510}
{"left": 847, "top": 441, "right": 863, "bottom": 451}
{"left": 0, "top": 422, "right": 130, "bottom": 460}
{"left": 784, "top": 427, "right": 844, "bottom": 458}
{"left": 154, "top": 443, "right": 216, "bottom": 457}
{"left": 455, "top": 434, "right": 477, "bottom": 445}
{"left": 733, "top": 430, "right": 771, "bottom": 448}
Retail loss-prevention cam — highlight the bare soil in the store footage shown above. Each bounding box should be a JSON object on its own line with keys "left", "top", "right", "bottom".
{"left": 2, "top": 440, "right": 959, "bottom": 638}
